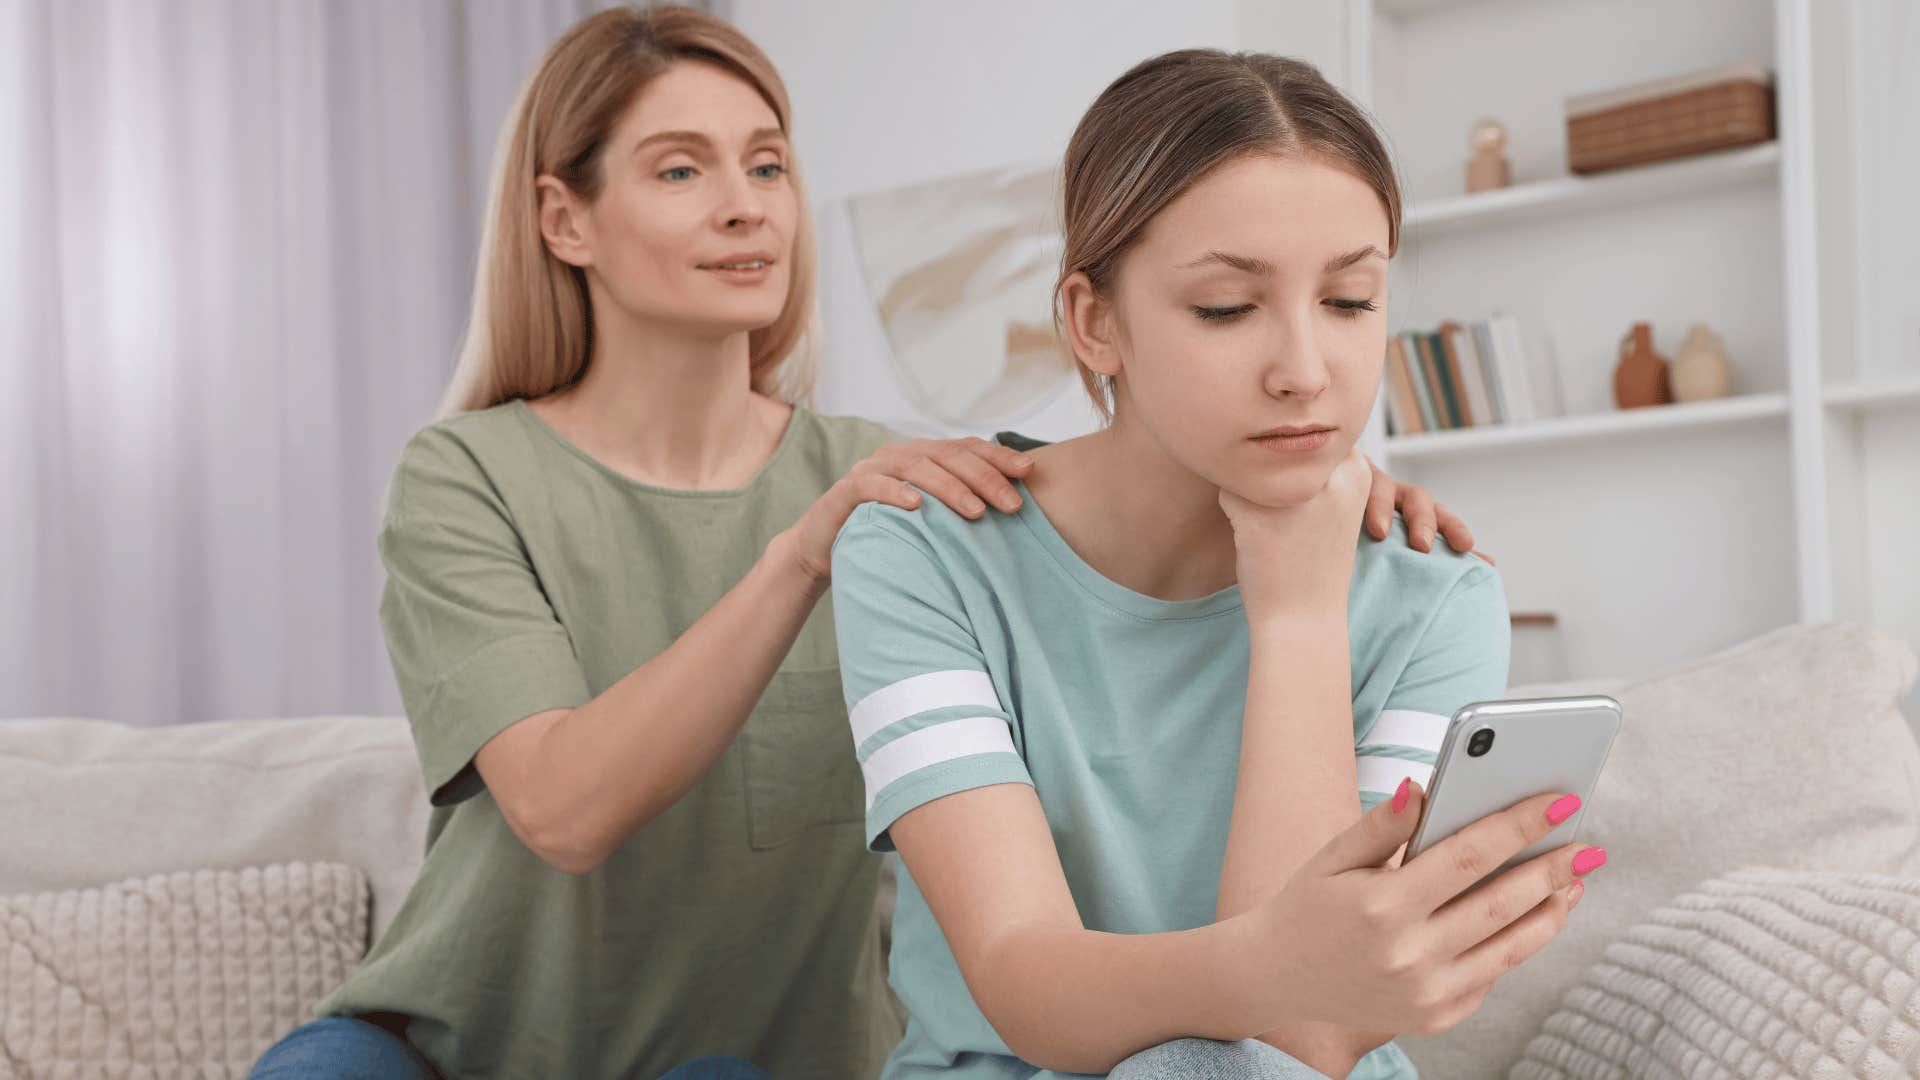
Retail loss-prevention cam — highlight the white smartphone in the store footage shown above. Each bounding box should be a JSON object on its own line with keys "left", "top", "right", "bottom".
{"left": 1402, "top": 695, "right": 1623, "bottom": 882}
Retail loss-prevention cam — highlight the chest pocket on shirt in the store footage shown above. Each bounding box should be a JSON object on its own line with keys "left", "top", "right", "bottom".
{"left": 741, "top": 668, "right": 865, "bottom": 850}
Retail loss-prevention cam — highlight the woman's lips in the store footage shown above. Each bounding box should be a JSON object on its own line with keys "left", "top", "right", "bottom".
{"left": 1250, "top": 429, "right": 1334, "bottom": 454}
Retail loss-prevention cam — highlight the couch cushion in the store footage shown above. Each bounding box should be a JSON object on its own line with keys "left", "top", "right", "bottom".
{"left": 1511, "top": 868, "right": 1920, "bottom": 1079}
{"left": 1, "top": 862, "right": 368, "bottom": 1076}
{"left": 1398, "top": 622, "right": 1920, "bottom": 1078}
{"left": 0, "top": 715, "right": 427, "bottom": 939}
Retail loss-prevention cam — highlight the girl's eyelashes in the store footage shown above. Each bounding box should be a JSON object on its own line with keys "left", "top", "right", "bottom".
{"left": 1189, "top": 298, "right": 1379, "bottom": 323}
{"left": 659, "top": 165, "right": 698, "bottom": 182}
{"left": 750, "top": 162, "right": 787, "bottom": 180}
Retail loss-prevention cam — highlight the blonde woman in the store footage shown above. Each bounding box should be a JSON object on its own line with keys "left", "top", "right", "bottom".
{"left": 249, "top": 10, "right": 1479, "bottom": 1080}
{"left": 829, "top": 50, "right": 1604, "bottom": 1080}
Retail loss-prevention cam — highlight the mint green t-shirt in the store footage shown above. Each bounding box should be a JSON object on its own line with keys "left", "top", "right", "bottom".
{"left": 828, "top": 439, "right": 1510, "bottom": 1080}
{"left": 319, "top": 400, "right": 903, "bottom": 1079}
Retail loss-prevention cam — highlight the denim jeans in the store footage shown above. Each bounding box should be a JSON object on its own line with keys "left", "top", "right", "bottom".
{"left": 247, "top": 1017, "right": 439, "bottom": 1079}
{"left": 247, "top": 1018, "right": 769, "bottom": 1080}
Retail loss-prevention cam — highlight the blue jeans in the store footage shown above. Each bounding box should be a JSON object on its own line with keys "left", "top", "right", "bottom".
{"left": 248, "top": 1017, "right": 439, "bottom": 1079}
{"left": 247, "top": 1019, "right": 766, "bottom": 1080}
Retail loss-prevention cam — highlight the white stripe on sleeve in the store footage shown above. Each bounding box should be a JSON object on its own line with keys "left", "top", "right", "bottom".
{"left": 1357, "top": 755, "right": 1435, "bottom": 798}
{"left": 861, "top": 715, "right": 1017, "bottom": 809}
{"left": 849, "top": 669, "right": 1000, "bottom": 747}
{"left": 1359, "top": 709, "right": 1452, "bottom": 755}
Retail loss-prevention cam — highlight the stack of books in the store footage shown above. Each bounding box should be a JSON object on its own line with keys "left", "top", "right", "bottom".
{"left": 1383, "top": 314, "right": 1537, "bottom": 435}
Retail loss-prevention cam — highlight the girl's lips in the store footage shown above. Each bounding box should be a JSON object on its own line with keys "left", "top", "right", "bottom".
{"left": 1250, "top": 429, "right": 1333, "bottom": 453}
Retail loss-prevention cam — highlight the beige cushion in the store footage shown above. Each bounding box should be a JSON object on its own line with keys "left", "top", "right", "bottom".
{"left": 1399, "top": 622, "right": 1920, "bottom": 1078}
{"left": 1511, "top": 868, "right": 1920, "bottom": 1079}
{"left": 1, "top": 862, "right": 368, "bottom": 1076}
{"left": 0, "top": 715, "right": 428, "bottom": 939}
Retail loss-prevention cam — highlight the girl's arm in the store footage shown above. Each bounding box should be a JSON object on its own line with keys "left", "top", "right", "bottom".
{"left": 1213, "top": 454, "right": 1381, "bottom": 1075}
{"left": 470, "top": 436, "right": 1033, "bottom": 875}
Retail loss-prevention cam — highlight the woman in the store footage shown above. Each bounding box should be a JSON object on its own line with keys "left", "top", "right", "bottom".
{"left": 828, "top": 50, "right": 1606, "bottom": 1080}
{"left": 250, "top": 10, "right": 1478, "bottom": 1080}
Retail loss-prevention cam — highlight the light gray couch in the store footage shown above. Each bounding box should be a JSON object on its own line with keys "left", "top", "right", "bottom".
{"left": 3, "top": 622, "right": 1915, "bottom": 1077}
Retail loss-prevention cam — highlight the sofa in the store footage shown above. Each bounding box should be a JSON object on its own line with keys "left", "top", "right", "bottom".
{"left": 3, "top": 622, "right": 1916, "bottom": 1078}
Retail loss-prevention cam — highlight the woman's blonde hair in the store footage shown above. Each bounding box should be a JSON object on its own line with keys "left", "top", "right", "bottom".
{"left": 440, "top": 4, "right": 816, "bottom": 416}
{"left": 1053, "top": 50, "right": 1402, "bottom": 420}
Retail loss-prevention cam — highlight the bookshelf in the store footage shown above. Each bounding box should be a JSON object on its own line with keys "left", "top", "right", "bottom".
{"left": 1283, "top": 0, "right": 1920, "bottom": 695}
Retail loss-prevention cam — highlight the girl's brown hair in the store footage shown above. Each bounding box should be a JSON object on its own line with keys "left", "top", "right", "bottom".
{"left": 1054, "top": 50, "right": 1402, "bottom": 419}
{"left": 441, "top": 5, "right": 816, "bottom": 415}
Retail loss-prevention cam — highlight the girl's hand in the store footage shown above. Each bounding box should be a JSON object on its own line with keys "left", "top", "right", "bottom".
{"left": 1219, "top": 447, "right": 1373, "bottom": 619}
{"left": 1247, "top": 781, "right": 1599, "bottom": 1039}
{"left": 783, "top": 437, "right": 1034, "bottom": 585}
{"left": 1363, "top": 458, "right": 1492, "bottom": 564}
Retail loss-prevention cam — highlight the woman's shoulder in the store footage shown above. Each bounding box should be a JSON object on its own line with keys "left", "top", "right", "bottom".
{"left": 792, "top": 406, "right": 895, "bottom": 465}
{"left": 385, "top": 401, "right": 545, "bottom": 512}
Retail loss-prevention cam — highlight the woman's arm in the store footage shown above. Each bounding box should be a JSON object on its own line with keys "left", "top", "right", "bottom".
{"left": 474, "top": 437, "right": 1033, "bottom": 875}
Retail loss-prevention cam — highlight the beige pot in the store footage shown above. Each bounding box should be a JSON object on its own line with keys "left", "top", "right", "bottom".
{"left": 1671, "top": 323, "right": 1733, "bottom": 402}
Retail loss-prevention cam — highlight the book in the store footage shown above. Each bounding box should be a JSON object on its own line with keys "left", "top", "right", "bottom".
{"left": 1384, "top": 338, "right": 1425, "bottom": 435}
{"left": 1471, "top": 320, "right": 1508, "bottom": 423}
{"left": 1447, "top": 319, "right": 1495, "bottom": 425}
{"left": 1425, "top": 330, "right": 1464, "bottom": 428}
{"left": 1402, "top": 332, "right": 1439, "bottom": 430}
{"left": 1486, "top": 313, "right": 1536, "bottom": 423}
{"left": 1440, "top": 320, "right": 1484, "bottom": 426}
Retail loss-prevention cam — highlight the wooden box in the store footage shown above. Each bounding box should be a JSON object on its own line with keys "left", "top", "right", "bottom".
{"left": 1566, "top": 62, "right": 1775, "bottom": 174}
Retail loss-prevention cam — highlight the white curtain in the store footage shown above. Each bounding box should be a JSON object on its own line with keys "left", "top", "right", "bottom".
{"left": 0, "top": 0, "right": 608, "bottom": 725}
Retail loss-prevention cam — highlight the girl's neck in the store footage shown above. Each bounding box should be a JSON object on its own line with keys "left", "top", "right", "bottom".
{"left": 1023, "top": 419, "right": 1240, "bottom": 601}
{"left": 531, "top": 290, "right": 790, "bottom": 491}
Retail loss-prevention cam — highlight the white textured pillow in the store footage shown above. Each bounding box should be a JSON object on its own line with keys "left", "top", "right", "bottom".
{"left": 1512, "top": 868, "right": 1920, "bottom": 1079}
{"left": 0, "top": 862, "right": 369, "bottom": 1077}
{"left": 1399, "top": 622, "right": 1920, "bottom": 1078}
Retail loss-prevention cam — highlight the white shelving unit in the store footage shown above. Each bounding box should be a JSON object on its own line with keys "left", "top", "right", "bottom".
{"left": 1296, "top": 0, "right": 1920, "bottom": 693}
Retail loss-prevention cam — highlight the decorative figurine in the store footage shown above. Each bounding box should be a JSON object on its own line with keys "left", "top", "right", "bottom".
{"left": 1467, "top": 117, "right": 1512, "bottom": 193}
{"left": 1613, "top": 321, "right": 1672, "bottom": 409}
{"left": 1670, "top": 322, "right": 1733, "bottom": 402}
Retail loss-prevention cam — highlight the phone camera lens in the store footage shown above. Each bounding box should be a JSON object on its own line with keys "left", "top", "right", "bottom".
{"left": 1467, "top": 728, "right": 1495, "bottom": 758}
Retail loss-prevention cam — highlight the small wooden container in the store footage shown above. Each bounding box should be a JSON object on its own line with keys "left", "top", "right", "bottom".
{"left": 1566, "top": 62, "right": 1775, "bottom": 174}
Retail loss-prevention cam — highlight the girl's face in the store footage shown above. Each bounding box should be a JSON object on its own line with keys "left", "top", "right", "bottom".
{"left": 544, "top": 61, "right": 797, "bottom": 337}
{"left": 1096, "top": 153, "right": 1390, "bottom": 508}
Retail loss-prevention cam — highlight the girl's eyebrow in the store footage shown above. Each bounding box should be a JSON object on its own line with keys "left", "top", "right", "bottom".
{"left": 1176, "top": 245, "right": 1386, "bottom": 275}
{"left": 1323, "top": 245, "right": 1386, "bottom": 273}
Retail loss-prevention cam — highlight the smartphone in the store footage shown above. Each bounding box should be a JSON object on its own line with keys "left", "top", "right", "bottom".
{"left": 1402, "top": 695, "right": 1623, "bottom": 882}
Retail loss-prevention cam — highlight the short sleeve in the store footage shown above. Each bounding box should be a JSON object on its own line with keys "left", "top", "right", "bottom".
{"left": 830, "top": 506, "right": 1033, "bottom": 851}
{"left": 1355, "top": 563, "right": 1510, "bottom": 810}
{"left": 378, "top": 427, "right": 591, "bottom": 806}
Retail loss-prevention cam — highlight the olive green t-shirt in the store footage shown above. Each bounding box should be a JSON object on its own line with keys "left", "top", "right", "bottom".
{"left": 319, "top": 399, "right": 902, "bottom": 1079}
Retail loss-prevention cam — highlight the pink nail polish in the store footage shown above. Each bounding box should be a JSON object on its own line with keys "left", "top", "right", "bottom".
{"left": 1391, "top": 777, "right": 1411, "bottom": 814}
{"left": 1546, "top": 794, "right": 1582, "bottom": 826}
{"left": 1572, "top": 847, "right": 1608, "bottom": 877}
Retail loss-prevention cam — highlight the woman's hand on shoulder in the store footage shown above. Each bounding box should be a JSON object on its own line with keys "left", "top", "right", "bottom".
{"left": 781, "top": 436, "right": 1035, "bottom": 586}
{"left": 1362, "top": 459, "right": 1492, "bottom": 564}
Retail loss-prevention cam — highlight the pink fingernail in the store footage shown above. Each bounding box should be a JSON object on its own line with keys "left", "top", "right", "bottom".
{"left": 1546, "top": 794, "right": 1582, "bottom": 826}
{"left": 1572, "top": 847, "right": 1608, "bottom": 877}
{"left": 1391, "top": 777, "right": 1411, "bottom": 814}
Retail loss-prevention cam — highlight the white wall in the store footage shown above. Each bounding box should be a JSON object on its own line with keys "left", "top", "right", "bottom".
{"left": 731, "top": 0, "right": 1246, "bottom": 439}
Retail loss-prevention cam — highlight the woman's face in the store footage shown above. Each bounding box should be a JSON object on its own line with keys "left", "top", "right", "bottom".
{"left": 1104, "top": 153, "right": 1390, "bottom": 507}
{"left": 556, "top": 60, "right": 797, "bottom": 337}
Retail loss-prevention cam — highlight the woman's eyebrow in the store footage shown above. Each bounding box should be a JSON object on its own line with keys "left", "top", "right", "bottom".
{"left": 631, "top": 127, "right": 786, "bottom": 156}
